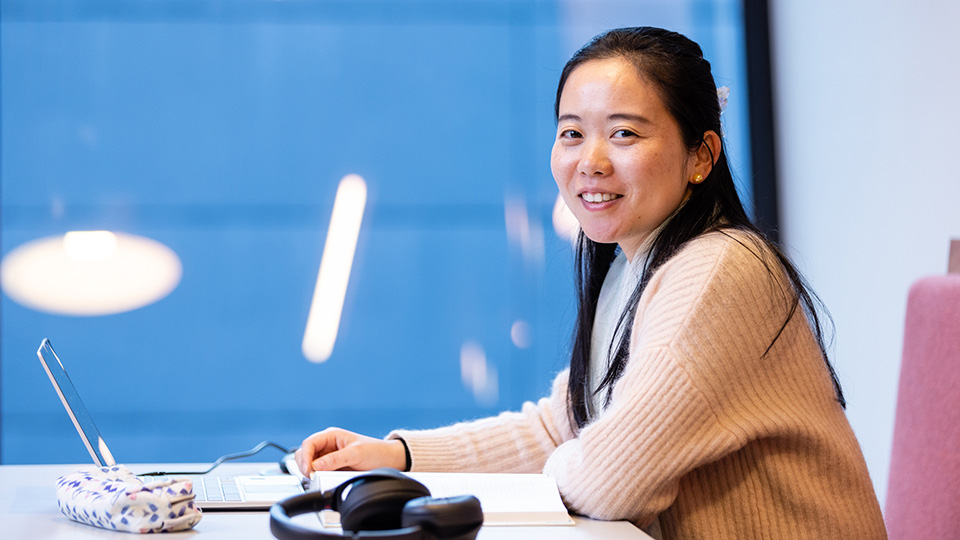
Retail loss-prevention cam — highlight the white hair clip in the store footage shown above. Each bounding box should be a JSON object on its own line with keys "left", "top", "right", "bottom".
{"left": 717, "top": 86, "right": 730, "bottom": 113}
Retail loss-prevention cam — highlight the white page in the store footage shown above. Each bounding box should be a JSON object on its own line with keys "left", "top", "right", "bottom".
{"left": 313, "top": 471, "right": 574, "bottom": 526}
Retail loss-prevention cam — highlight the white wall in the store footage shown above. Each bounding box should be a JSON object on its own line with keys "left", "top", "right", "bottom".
{"left": 770, "top": 0, "right": 960, "bottom": 505}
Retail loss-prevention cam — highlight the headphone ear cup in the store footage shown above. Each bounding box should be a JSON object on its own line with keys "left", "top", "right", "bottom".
{"left": 338, "top": 476, "right": 431, "bottom": 533}
{"left": 401, "top": 495, "right": 483, "bottom": 540}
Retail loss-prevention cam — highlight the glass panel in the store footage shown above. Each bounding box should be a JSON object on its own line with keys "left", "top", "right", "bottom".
{"left": 0, "top": 0, "right": 749, "bottom": 464}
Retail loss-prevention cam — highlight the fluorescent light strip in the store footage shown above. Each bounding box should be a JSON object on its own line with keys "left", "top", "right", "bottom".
{"left": 302, "top": 174, "right": 368, "bottom": 363}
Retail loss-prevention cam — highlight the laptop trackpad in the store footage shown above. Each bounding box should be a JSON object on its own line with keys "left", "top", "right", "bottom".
{"left": 238, "top": 476, "right": 303, "bottom": 501}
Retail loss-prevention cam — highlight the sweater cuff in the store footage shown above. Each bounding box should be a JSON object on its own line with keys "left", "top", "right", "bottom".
{"left": 386, "top": 429, "right": 471, "bottom": 472}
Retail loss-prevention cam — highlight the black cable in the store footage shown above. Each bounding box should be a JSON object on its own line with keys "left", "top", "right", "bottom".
{"left": 139, "top": 441, "right": 293, "bottom": 476}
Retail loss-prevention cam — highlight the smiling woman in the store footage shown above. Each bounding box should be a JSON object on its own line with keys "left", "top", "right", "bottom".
{"left": 293, "top": 27, "right": 887, "bottom": 540}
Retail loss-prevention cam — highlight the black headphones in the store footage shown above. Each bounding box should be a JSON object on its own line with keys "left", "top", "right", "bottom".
{"left": 269, "top": 468, "right": 483, "bottom": 540}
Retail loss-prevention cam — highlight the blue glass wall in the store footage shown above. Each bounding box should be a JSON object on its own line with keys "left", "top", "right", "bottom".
{"left": 1, "top": 0, "right": 750, "bottom": 464}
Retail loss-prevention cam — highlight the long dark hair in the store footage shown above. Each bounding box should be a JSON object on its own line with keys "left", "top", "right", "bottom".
{"left": 558, "top": 27, "right": 843, "bottom": 430}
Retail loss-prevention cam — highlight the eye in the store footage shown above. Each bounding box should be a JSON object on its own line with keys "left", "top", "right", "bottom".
{"left": 612, "top": 129, "right": 638, "bottom": 138}
{"left": 559, "top": 128, "right": 582, "bottom": 139}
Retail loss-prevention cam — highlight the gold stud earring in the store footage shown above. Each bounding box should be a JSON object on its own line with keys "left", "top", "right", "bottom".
{"left": 692, "top": 174, "right": 704, "bottom": 184}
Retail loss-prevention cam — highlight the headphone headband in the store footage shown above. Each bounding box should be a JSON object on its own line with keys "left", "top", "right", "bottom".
{"left": 270, "top": 496, "right": 424, "bottom": 540}
{"left": 328, "top": 469, "right": 429, "bottom": 512}
{"left": 269, "top": 469, "right": 482, "bottom": 540}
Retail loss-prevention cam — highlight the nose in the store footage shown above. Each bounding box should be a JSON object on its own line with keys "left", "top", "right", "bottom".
{"left": 576, "top": 138, "right": 611, "bottom": 176}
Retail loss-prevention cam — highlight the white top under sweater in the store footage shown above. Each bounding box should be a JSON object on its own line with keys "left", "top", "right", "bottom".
{"left": 589, "top": 221, "right": 662, "bottom": 417}
{"left": 388, "top": 229, "right": 887, "bottom": 539}
{"left": 588, "top": 249, "right": 638, "bottom": 417}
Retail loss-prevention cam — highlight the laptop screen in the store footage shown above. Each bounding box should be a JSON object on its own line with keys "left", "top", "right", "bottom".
{"left": 37, "top": 338, "right": 116, "bottom": 467}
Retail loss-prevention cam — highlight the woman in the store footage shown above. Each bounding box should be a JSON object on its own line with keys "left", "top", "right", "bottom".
{"left": 296, "top": 27, "right": 887, "bottom": 539}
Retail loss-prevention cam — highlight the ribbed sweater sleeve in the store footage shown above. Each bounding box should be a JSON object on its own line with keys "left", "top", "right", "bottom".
{"left": 389, "top": 231, "right": 887, "bottom": 539}
{"left": 388, "top": 371, "right": 575, "bottom": 473}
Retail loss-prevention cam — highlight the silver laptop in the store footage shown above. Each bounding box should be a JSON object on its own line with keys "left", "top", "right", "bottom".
{"left": 36, "top": 338, "right": 305, "bottom": 509}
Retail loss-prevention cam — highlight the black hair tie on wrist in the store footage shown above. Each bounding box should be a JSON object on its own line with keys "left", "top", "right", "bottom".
{"left": 397, "top": 437, "right": 413, "bottom": 472}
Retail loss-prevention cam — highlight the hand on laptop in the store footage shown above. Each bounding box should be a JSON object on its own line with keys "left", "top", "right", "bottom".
{"left": 296, "top": 427, "right": 406, "bottom": 475}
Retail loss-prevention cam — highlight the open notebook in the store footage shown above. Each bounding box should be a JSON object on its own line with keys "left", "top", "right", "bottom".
{"left": 36, "top": 338, "right": 304, "bottom": 509}
{"left": 314, "top": 470, "right": 574, "bottom": 526}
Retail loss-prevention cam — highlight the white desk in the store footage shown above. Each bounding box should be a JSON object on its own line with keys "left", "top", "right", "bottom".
{"left": 0, "top": 463, "right": 652, "bottom": 539}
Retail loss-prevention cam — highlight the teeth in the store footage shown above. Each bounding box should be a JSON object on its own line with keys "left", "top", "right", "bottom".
{"left": 581, "top": 192, "right": 621, "bottom": 203}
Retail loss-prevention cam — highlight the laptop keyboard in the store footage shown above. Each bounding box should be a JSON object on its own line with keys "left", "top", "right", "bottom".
{"left": 190, "top": 475, "right": 242, "bottom": 502}
{"left": 142, "top": 475, "right": 242, "bottom": 502}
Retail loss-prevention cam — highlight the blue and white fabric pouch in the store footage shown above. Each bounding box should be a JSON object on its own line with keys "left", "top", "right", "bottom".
{"left": 56, "top": 465, "right": 202, "bottom": 533}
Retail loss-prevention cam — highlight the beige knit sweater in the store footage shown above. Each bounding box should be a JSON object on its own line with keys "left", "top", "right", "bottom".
{"left": 389, "top": 230, "right": 887, "bottom": 539}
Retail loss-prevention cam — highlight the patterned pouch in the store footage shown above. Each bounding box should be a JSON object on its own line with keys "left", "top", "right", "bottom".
{"left": 56, "top": 465, "right": 202, "bottom": 533}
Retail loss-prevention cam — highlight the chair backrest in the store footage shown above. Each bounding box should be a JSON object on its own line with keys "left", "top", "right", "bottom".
{"left": 885, "top": 275, "right": 960, "bottom": 538}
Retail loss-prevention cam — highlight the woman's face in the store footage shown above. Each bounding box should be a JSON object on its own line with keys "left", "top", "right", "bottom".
{"left": 551, "top": 57, "right": 700, "bottom": 260}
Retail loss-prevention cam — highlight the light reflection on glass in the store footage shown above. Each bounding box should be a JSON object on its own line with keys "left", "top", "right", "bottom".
{"left": 552, "top": 193, "right": 579, "bottom": 244}
{"left": 460, "top": 341, "right": 498, "bottom": 405}
{"left": 510, "top": 320, "right": 532, "bottom": 349}
{"left": 63, "top": 231, "right": 118, "bottom": 261}
{"left": 0, "top": 232, "right": 182, "bottom": 316}
{"left": 302, "top": 174, "right": 368, "bottom": 363}
{"left": 504, "top": 196, "right": 545, "bottom": 265}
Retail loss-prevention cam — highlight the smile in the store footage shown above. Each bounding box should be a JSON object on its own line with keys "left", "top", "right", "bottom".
{"left": 580, "top": 192, "right": 623, "bottom": 203}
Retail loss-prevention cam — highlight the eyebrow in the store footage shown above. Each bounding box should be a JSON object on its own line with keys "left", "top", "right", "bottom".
{"left": 609, "top": 113, "right": 653, "bottom": 124}
{"left": 557, "top": 113, "right": 653, "bottom": 124}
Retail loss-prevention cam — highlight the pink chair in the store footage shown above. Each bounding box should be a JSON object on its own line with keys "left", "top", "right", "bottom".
{"left": 885, "top": 274, "right": 960, "bottom": 538}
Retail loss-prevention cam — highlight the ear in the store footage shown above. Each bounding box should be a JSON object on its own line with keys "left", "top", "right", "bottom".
{"left": 690, "top": 130, "right": 722, "bottom": 183}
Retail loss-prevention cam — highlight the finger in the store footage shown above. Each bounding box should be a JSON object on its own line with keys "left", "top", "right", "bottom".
{"left": 294, "top": 447, "right": 309, "bottom": 476}
{"left": 297, "top": 438, "right": 316, "bottom": 474}
{"left": 298, "top": 432, "right": 328, "bottom": 474}
{"left": 312, "top": 445, "right": 361, "bottom": 472}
